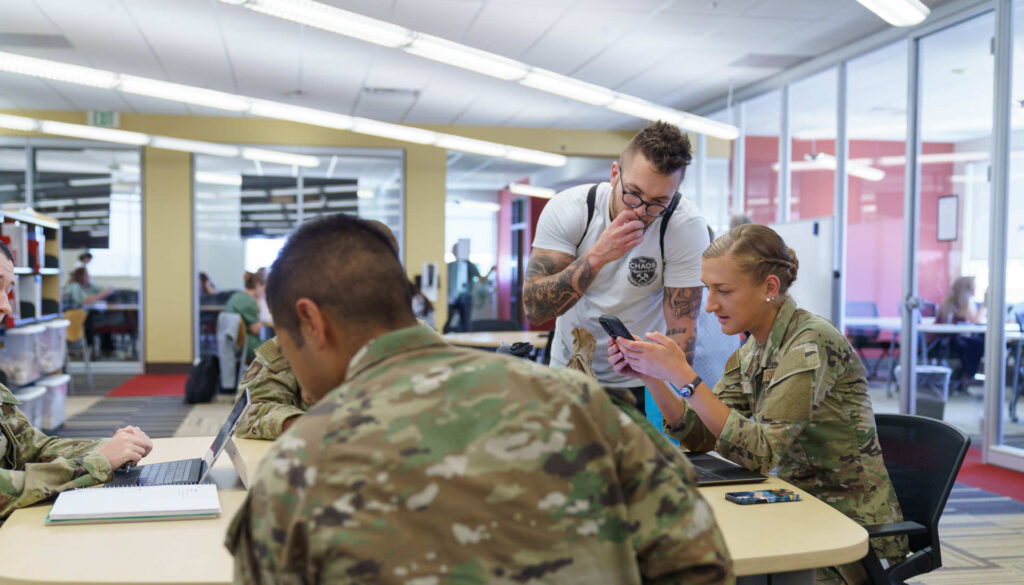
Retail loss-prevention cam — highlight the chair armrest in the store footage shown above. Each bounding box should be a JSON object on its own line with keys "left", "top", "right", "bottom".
{"left": 863, "top": 520, "right": 928, "bottom": 538}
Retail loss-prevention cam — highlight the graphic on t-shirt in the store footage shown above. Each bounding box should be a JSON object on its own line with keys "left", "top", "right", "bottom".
{"left": 627, "top": 256, "right": 658, "bottom": 287}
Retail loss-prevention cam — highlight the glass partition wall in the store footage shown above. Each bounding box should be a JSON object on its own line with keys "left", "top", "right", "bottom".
{"left": 194, "top": 147, "right": 403, "bottom": 359}
{"left": 688, "top": 0, "right": 1024, "bottom": 470}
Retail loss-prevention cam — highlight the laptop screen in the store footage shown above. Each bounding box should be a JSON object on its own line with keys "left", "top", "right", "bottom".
{"left": 201, "top": 388, "right": 251, "bottom": 470}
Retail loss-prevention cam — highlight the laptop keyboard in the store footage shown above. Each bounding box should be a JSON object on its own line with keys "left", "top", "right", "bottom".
{"left": 137, "top": 459, "right": 201, "bottom": 486}
{"left": 694, "top": 467, "right": 728, "bottom": 484}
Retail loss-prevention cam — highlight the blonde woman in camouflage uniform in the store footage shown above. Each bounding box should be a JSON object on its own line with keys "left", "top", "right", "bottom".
{"left": 0, "top": 242, "right": 153, "bottom": 522}
{"left": 608, "top": 223, "right": 906, "bottom": 585}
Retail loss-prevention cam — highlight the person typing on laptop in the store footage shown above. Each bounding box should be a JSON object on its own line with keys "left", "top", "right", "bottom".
{"left": 0, "top": 241, "right": 152, "bottom": 522}
{"left": 608, "top": 224, "right": 907, "bottom": 585}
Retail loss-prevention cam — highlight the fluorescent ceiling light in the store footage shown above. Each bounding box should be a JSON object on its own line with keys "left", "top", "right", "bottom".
{"left": 405, "top": 35, "right": 528, "bottom": 81}
{"left": 71, "top": 218, "right": 103, "bottom": 225}
{"left": 216, "top": 0, "right": 740, "bottom": 141}
{"left": 322, "top": 184, "right": 358, "bottom": 194}
{"left": 119, "top": 76, "right": 250, "bottom": 111}
{"left": 241, "top": 203, "right": 284, "bottom": 212}
{"left": 76, "top": 209, "right": 110, "bottom": 218}
{"left": 150, "top": 137, "right": 241, "bottom": 158}
{"left": 521, "top": 69, "right": 615, "bottom": 106}
{"left": 0, "top": 51, "right": 119, "bottom": 88}
{"left": 772, "top": 153, "right": 885, "bottom": 182}
{"left": 76, "top": 196, "right": 112, "bottom": 205}
{"left": 241, "top": 148, "right": 319, "bottom": 168}
{"left": 327, "top": 199, "right": 358, "bottom": 208}
{"left": 248, "top": 212, "right": 288, "bottom": 221}
{"left": 855, "top": 0, "right": 929, "bottom": 27}
{"left": 68, "top": 177, "right": 113, "bottom": 188}
{"left": 249, "top": 100, "right": 354, "bottom": 130}
{"left": 357, "top": 189, "right": 374, "bottom": 199}
{"left": 34, "top": 199, "right": 75, "bottom": 208}
{"left": 351, "top": 118, "right": 437, "bottom": 144}
{"left": 505, "top": 148, "right": 568, "bottom": 167}
{"left": 39, "top": 121, "right": 149, "bottom": 145}
{"left": 0, "top": 113, "right": 39, "bottom": 132}
{"left": 195, "top": 171, "right": 243, "bottom": 186}
{"left": 235, "top": 0, "right": 414, "bottom": 47}
{"left": 0, "top": 51, "right": 566, "bottom": 165}
{"left": 435, "top": 135, "right": 508, "bottom": 158}
{"left": 508, "top": 183, "right": 556, "bottom": 198}
{"left": 47, "top": 211, "right": 76, "bottom": 219}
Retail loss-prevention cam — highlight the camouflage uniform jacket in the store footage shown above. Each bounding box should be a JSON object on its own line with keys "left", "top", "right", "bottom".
{"left": 0, "top": 384, "right": 111, "bottom": 522}
{"left": 234, "top": 337, "right": 309, "bottom": 440}
{"left": 664, "top": 298, "right": 906, "bottom": 577}
{"left": 227, "top": 324, "right": 733, "bottom": 585}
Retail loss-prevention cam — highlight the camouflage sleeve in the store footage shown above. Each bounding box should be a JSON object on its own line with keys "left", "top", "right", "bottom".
{"left": 0, "top": 405, "right": 111, "bottom": 520}
{"left": 601, "top": 394, "right": 733, "bottom": 583}
{"left": 663, "top": 349, "right": 749, "bottom": 452}
{"left": 715, "top": 331, "right": 835, "bottom": 473}
{"left": 234, "top": 339, "right": 305, "bottom": 440}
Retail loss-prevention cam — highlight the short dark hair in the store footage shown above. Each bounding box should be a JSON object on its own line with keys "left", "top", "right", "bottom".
{"left": 0, "top": 241, "right": 12, "bottom": 263}
{"left": 79, "top": 252, "right": 92, "bottom": 262}
{"left": 266, "top": 213, "right": 413, "bottom": 345}
{"left": 621, "top": 121, "right": 693, "bottom": 176}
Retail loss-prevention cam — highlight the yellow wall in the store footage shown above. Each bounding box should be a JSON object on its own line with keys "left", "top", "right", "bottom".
{"left": 0, "top": 110, "right": 636, "bottom": 365}
{"left": 143, "top": 148, "right": 193, "bottom": 365}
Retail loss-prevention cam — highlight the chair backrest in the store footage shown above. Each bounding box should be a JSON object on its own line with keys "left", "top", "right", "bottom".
{"left": 63, "top": 309, "right": 88, "bottom": 343}
{"left": 846, "top": 301, "right": 880, "bottom": 338}
{"left": 920, "top": 301, "right": 938, "bottom": 318}
{"left": 469, "top": 319, "right": 521, "bottom": 332}
{"left": 875, "top": 413, "right": 970, "bottom": 566}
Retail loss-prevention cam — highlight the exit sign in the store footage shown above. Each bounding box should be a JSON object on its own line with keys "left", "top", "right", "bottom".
{"left": 88, "top": 110, "right": 119, "bottom": 128}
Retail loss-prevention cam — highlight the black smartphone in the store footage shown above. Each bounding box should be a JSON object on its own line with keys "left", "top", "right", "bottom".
{"left": 725, "top": 489, "right": 801, "bottom": 505}
{"left": 599, "top": 314, "right": 634, "bottom": 341}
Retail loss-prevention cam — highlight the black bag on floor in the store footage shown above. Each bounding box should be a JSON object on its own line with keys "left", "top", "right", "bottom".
{"left": 185, "top": 355, "right": 220, "bottom": 404}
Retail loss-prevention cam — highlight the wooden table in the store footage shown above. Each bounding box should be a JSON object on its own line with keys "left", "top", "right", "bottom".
{"left": 0, "top": 438, "right": 864, "bottom": 585}
{"left": 0, "top": 437, "right": 272, "bottom": 585}
{"left": 443, "top": 330, "right": 550, "bottom": 349}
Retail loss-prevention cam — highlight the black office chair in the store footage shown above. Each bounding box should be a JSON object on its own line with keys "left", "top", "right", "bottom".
{"left": 846, "top": 301, "right": 892, "bottom": 378}
{"left": 1008, "top": 312, "right": 1024, "bottom": 421}
{"left": 861, "top": 413, "right": 970, "bottom": 585}
{"left": 469, "top": 319, "right": 521, "bottom": 332}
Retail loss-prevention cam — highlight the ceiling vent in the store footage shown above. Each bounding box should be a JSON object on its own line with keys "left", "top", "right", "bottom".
{"left": 0, "top": 34, "right": 73, "bottom": 49}
{"left": 730, "top": 54, "right": 810, "bottom": 69}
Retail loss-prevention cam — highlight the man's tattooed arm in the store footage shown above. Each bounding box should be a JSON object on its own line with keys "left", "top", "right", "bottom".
{"left": 664, "top": 286, "right": 703, "bottom": 366}
{"left": 523, "top": 249, "right": 599, "bottom": 324}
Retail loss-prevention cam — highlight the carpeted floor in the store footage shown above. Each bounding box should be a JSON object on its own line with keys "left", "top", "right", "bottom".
{"left": 52, "top": 396, "right": 192, "bottom": 439}
{"left": 106, "top": 374, "right": 188, "bottom": 397}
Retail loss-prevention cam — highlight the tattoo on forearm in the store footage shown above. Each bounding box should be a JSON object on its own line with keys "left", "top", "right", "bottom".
{"left": 666, "top": 286, "right": 703, "bottom": 320}
{"left": 523, "top": 255, "right": 597, "bottom": 323}
{"left": 682, "top": 336, "right": 696, "bottom": 365}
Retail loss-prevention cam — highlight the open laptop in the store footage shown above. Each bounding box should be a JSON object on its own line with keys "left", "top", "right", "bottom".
{"left": 108, "top": 388, "right": 251, "bottom": 487}
{"left": 686, "top": 452, "right": 767, "bottom": 487}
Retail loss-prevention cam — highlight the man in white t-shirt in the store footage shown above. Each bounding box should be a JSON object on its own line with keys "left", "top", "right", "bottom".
{"left": 525, "top": 122, "right": 709, "bottom": 408}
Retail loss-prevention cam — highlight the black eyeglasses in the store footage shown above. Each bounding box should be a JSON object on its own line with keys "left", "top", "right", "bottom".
{"left": 618, "top": 169, "right": 669, "bottom": 217}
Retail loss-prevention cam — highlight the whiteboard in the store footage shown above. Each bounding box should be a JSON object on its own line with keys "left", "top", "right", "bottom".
{"left": 771, "top": 217, "right": 835, "bottom": 322}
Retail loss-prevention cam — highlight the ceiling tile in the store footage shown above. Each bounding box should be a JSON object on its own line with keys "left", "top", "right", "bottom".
{"left": 463, "top": 1, "right": 569, "bottom": 58}
{"left": 0, "top": 0, "right": 61, "bottom": 35}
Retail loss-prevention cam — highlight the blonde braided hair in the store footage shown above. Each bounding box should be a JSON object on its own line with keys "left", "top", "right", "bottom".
{"left": 703, "top": 224, "right": 799, "bottom": 296}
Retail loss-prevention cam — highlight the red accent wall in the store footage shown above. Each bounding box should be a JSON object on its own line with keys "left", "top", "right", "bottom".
{"left": 741, "top": 136, "right": 957, "bottom": 318}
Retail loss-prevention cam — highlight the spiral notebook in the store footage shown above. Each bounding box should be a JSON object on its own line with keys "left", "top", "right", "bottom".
{"left": 45, "top": 484, "right": 221, "bottom": 525}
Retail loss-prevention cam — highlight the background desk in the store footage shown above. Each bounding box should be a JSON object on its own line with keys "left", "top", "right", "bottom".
{"left": 0, "top": 439, "right": 864, "bottom": 585}
{"left": 443, "top": 330, "right": 549, "bottom": 349}
{"left": 0, "top": 437, "right": 272, "bottom": 585}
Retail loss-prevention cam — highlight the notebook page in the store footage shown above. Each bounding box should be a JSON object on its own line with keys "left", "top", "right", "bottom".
{"left": 49, "top": 484, "right": 220, "bottom": 521}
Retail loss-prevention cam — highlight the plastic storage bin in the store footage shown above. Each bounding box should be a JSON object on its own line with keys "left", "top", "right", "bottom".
{"left": 12, "top": 385, "right": 46, "bottom": 428}
{"left": 0, "top": 325, "right": 43, "bottom": 386}
{"left": 37, "top": 374, "right": 70, "bottom": 431}
{"left": 39, "top": 319, "right": 70, "bottom": 373}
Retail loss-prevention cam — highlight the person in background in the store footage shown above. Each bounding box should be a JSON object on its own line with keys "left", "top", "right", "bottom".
{"left": 75, "top": 251, "right": 92, "bottom": 270}
{"left": 443, "top": 242, "right": 480, "bottom": 333}
{"left": 524, "top": 121, "right": 708, "bottom": 411}
{"left": 65, "top": 266, "right": 111, "bottom": 308}
{"left": 234, "top": 220, "right": 401, "bottom": 440}
{"left": 937, "top": 275, "right": 984, "bottom": 393}
{"left": 226, "top": 212, "right": 732, "bottom": 585}
{"left": 225, "top": 271, "right": 265, "bottom": 361}
{"left": 199, "top": 272, "right": 218, "bottom": 296}
{"left": 410, "top": 274, "right": 435, "bottom": 329}
{"left": 728, "top": 213, "right": 753, "bottom": 229}
{"left": 255, "top": 267, "right": 272, "bottom": 328}
{"left": 608, "top": 223, "right": 907, "bottom": 585}
{"left": 0, "top": 241, "right": 153, "bottom": 522}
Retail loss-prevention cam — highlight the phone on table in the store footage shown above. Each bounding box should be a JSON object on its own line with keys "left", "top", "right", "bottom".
{"left": 725, "top": 489, "right": 801, "bottom": 505}
{"left": 599, "top": 314, "right": 634, "bottom": 341}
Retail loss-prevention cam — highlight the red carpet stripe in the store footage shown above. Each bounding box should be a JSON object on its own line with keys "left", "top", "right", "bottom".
{"left": 955, "top": 447, "right": 1024, "bottom": 503}
{"left": 106, "top": 374, "right": 188, "bottom": 397}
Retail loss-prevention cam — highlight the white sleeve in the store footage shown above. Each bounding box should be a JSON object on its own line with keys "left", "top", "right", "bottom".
{"left": 663, "top": 213, "right": 710, "bottom": 289}
{"left": 531, "top": 190, "right": 587, "bottom": 256}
